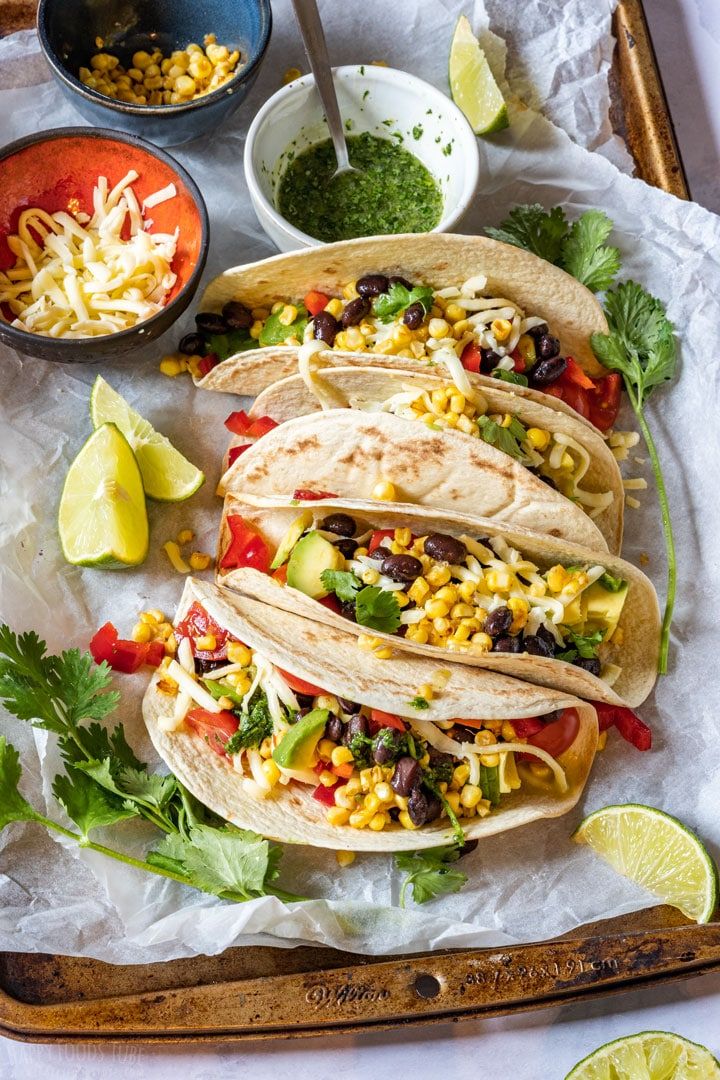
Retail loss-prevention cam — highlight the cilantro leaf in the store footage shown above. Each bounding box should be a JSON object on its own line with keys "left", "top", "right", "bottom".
{"left": 52, "top": 770, "right": 137, "bottom": 837}
{"left": 561, "top": 628, "right": 604, "bottom": 659}
{"left": 149, "top": 825, "right": 277, "bottom": 900}
{"left": 493, "top": 368, "right": 529, "bottom": 387}
{"left": 373, "top": 283, "right": 434, "bottom": 323}
{"left": 396, "top": 845, "right": 467, "bottom": 906}
{"left": 205, "top": 330, "right": 258, "bottom": 361}
{"left": 320, "top": 569, "right": 362, "bottom": 603}
{"left": 116, "top": 767, "right": 178, "bottom": 810}
{"left": 561, "top": 210, "right": 620, "bottom": 292}
{"left": 347, "top": 731, "right": 373, "bottom": 768}
{"left": 598, "top": 571, "right": 627, "bottom": 593}
{"left": 0, "top": 736, "right": 41, "bottom": 830}
{"left": 477, "top": 414, "right": 529, "bottom": 461}
{"left": 408, "top": 696, "right": 430, "bottom": 710}
{"left": 225, "top": 691, "right": 274, "bottom": 753}
{"left": 486, "top": 204, "right": 568, "bottom": 264}
{"left": 354, "top": 587, "right": 401, "bottom": 634}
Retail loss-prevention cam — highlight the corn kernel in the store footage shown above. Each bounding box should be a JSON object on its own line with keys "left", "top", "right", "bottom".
{"left": 358, "top": 635, "right": 380, "bottom": 653}
{"left": 342, "top": 281, "right": 359, "bottom": 300}
{"left": 331, "top": 745, "right": 354, "bottom": 767}
{"left": 444, "top": 302, "right": 465, "bottom": 323}
{"left": 334, "top": 786, "right": 354, "bottom": 810}
{"left": 491, "top": 318, "right": 512, "bottom": 342}
{"left": 449, "top": 602, "right": 474, "bottom": 620}
{"left": 460, "top": 783, "right": 482, "bottom": 809}
{"left": 176, "top": 528, "right": 194, "bottom": 545}
{"left": 432, "top": 617, "right": 451, "bottom": 636}
{"left": 372, "top": 479, "right": 396, "bottom": 501}
{"left": 131, "top": 621, "right": 152, "bottom": 643}
{"left": 164, "top": 634, "right": 178, "bottom": 656}
{"left": 317, "top": 738, "right": 336, "bottom": 761}
{"left": 546, "top": 565, "right": 568, "bottom": 592}
{"left": 480, "top": 753, "right": 500, "bottom": 768}
{"left": 361, "top": 568, "right": 380, "bottom": 585}
{"left": 259, "top": 737, "right": 273, "bottom": 759}
{"left": 425, "top": 598, "right": 450, "bottom": 619}
{"left": 526, "top": 427, "right": 551, "bottom": 451}
{"left": 484, "top": 718, "right": 502, "bottom": 734}
{"left": 374, "top": 782, "right": 393, "bottom": 803}
{"left": 405, "top": 624, "right": 429, "bottom": 644}
{"left": 159, "top": 356, "right": 184, "bottom": 376}
{"left": 261, "top": 759, "right": 281, "bottom": 787}
{"left": 408, "top": 577, "right": 430, "bottom": 605}
{"left": 597, "top": 730, "right": 608, "bottom": 752}
{"left": 486, "top": 569, "right": 512, "bottom": 593}
{"left": 444, "top": 791, "right": 461, "bottom": 815}
{"left": 501, "top": 721, "right": 517, "bottom": 742}
{"left": 335, "top": 847, "right": 355, "bottom": 863}
{"left": 226, "top": 641, "right": 252, "bottom": 666}
{"left": 452, "top": 763, "right": 470, "bottom": 788}
{"left": 470, "top": 632, "right": 493, "bottom": 651}
{"left": 428, "top": 318, "right": 451, "bottom": 339}
{"left": 529, "top": 761, "right": 553, "bottom": 779}
{"left": 394, "top": 591, "right": 409, "bottom": 608}
{"left": 324, "top": 297, "right": 343, "bottom": 317}
{"left": 328, "top": 807, "right": 351, "bottom": 827}
{"left": 393, "top": 527, "right": 411, "bottom": 548}
{"left": 345, "top": 326, "right": 365, "bottom": 349}
{"left": 425, "top": 564, "right": 452, "bottom": 587}
{"left": 392, "top": 323, "right": 412, "bottom": 346}
{"left": 364, "top": 792, "right": 380, "bottom": 813}
{"left": 277, "top": 303, "right": 297, "bottom": 326}
{"left": 434, "top": 585, "right": 458, "bottom": 606}
{"left": 349, "top": 810, "right": 373, "bottom": 828}
{"left": 399, "top": 810, "right": 418, "bottom": 830}
{"left": 345, "top": 777, "right": 361, "bottom": 795}
{"left": 189, "top": 552, "right": 212, "bottom": 572}
{"left": 368, "top": 813, "right": 387, "bottom": 832}
{"left": 318, "top": 769, "right": 337, "bottom": 787}
{"left": 373, "top": 645, "right": 394, "bottom": 660}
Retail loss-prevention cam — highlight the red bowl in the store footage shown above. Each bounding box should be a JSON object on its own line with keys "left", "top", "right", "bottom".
{"left": 0, "top": 127, "right": 209, "bottom": 362}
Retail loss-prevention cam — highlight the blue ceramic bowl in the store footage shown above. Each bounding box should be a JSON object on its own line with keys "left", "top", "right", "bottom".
{"left": 37, "top": 0, "right": 272, "bottom": 148}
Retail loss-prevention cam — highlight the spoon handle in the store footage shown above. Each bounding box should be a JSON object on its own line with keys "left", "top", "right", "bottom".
{"left": 291, "top": 0, "right": 351, "bottom": 171}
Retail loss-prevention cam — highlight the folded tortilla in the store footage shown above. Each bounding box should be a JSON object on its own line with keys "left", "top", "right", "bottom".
{"left": 221, "top": 367, "right": 624, "bottom": 552}
{"left": 217, "top": 497, "right": 659, "bottom": 708}
{"left": 142, "top": 578, "right": 599, "bottom": 851}
{"left": 195, "top": 233, "right": 609, "bottom": 400}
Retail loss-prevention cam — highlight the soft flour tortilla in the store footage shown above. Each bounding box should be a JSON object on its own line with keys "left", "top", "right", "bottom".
{"left": 142, "top": 578, "right": 598, "bottom": 852}
{"left": 195, "top": 233, "right": 609, "bottom": 399}
{"left": 220, "top": 367, "right": 623, "bottom": 552}
{"left": 217, "top": 497, "right": 659, "bottom": 708}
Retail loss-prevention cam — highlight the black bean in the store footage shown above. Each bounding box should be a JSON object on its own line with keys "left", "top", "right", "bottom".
{"left": 343, "top": 714, "right": 368, "bottom": 745}
{"left": 428, "top": 749, "right": 454, "bottom": 770}
{"left": 481, "top": 348, "right": 501, "bottom": 373}
{"left": 392, "top": 756, "right": 421, "bottom": 796}
{"left": 222, "top": 300, "right": 252, "bottom": 329}
{"left": 324, "top": 714, "right": 344, "bottom": 743}
{"left": 388, "top": 275, "right": 413, "bottom": 290}
{"left": 524, "top": 633, "right": 555, "bottom": 658}
{"left": 334, "top": 537, "right": 358, "bottom": 559}
{"left": 195, "top": 311, "right": 228, "bottom": 334}
{"left": 193, "top": 656, "right": 227, "bottom": 675}
{"left": 402, "top": 302, "right": 425, "bottom": 329}
{"left": 338, "top": 697, "right": 360, "bottom": 714}
{"left": 321, "top": 513, "right": 356, "bottom": 537}
{"left": 295, "top": 692, "right": 316, "bottom": 709}
{"left": 424, "top": 794, "right": 442, "bottom": 823}
{"left": 574, "top": 656, "right": 601, "bottom": 677}
{"left": 529, "top": 355, "right": 567, "bottom": 388}
{"left": 179, "top": 332, "right": 205, "bottom": 355}
{"left": 341, "top": 297, "right": 370, "bottom": 327}
{"left": 424, "top": 533, "right": 467, "bottom": 564}
{"left": 493, "top": 634, "right": 523, "bottom": 653}
{"left": 526, "top": 323, "right": 549, "bottom": 343}
{"left": 380, "top": 553, "right": 423, "bottom": 583}
{"left": 340, "top": 599, "right": 357, "bottom": 622}
{"left": 356, "top": 274, "right": 389, "bottom": 298}
{"left": 540, "top": 474, "right": 558, "bottom": 490}
{"left": 451, "top": 725, "right": 480, "bottom": 743}
{"left": 484, "top": 606, "right": 513, "bottom": 637}
{"left": 536, "top": 333, "right": 561, "bottom": 361}
{"left": 536, "top": 624, "right": 557, "bottom": 649}
{"left": 407, "top": 786, "right": 429, "bottom": 826}
{"left": 313, "top": 310, "right": 338, "bottom": 346}
{"left": 373, "top": 728, "right": 402, "bottom": 765}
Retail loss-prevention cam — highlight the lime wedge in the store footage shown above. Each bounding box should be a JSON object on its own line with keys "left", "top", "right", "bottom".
{"left": 449, "top": 15, "right": 508, "bottom": 135}
{"left": 574, "top": 804, "right": 718, "bottom": 924}
{"left": 89, "top": 375, "right": 204, "bottom": 502}
{"left": 58, "top": 422, "right": 148, "bottom": 569}
{"left": 566, "top": 1031, "right": 720, "bottom": 1079}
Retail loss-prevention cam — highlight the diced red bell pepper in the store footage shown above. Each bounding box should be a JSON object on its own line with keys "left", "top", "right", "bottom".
{"left": 186, "top": 707, "right": 239, "bottom": 756}
{"left": 313, "top": 760, "right": 330, "bottom": 775}
{"left": 511, "top": 716, "right": 545, "bottom": 739}
{"left": 460, "top": 341, "right": 483, "bottom": 373}
{"left": 312, "top": 781, "right": 340, "bottom": 806}
{"left": 511, "top": 348, "right": 526, "bottom": 373}
{"left": 317, "top": 593, "right": 342, "bottom": 614}
{"left": 304, "top": 290, "right": 331, "bottom": 317}
{"left": 592, "top": 702, "right": 652, "bottom": 751}
{"left": 224, "top": 411, "right": 278, "bottom": 438}
{"left": 292, "top": 489, "right": 338, "bottom": 501}
{"left": 227, "top": 443, "right": 251, "bottom": 467}
{"left": 587, "top": 372, "right": 622, "bottom": 432}
{"left": 369, "top": 709, "right": 407, "bottom": 735}
{"left": 89, "top": 622, "right": 161, "bottom": 674}
{"left": 275, "top": 667, "right": 327, "bottom": 696}
{"left": 247, "top": 415, "right": 278, "bottom": 438}
{"left": 272, "top": 564, "right": 288, "bottom": 583}
{"left": 174, "top": 601, "right": 231, "bottom": 661}
{"left": 563, "top": 357, "right": 595, "bottom": 390}
{"left": 198, "top": 353, "right": 218, "bottom": 377}
{"left": 220, "top": 515, "right": 271, "bottom": 573}
{"left": 368, "top": 529, "right": 395, "bottom": 554}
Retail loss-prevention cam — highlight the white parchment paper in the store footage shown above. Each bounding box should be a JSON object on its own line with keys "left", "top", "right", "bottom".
{"left": 1, "top": 0, "right": 719, "bottom": 963}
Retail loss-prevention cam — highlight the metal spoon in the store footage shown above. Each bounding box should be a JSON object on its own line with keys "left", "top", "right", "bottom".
{"left": 290, "top": 0, "right": 359, "bottom": 179}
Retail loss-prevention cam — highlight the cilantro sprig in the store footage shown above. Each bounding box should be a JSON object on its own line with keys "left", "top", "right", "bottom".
{"left": 591, "top": 283, "right": 677, "bottom": 672}
{"left": 395, "top": 845, "right": 468, "bottom": 906}
{"left": 320, "top": 570, "right": 402, "bottom": 634}
{"left": 486, "top": 205, "right": 620, "bottom": 292}
{"left": 477, "top": 414, "right": 529, "bottom": 462}
{"left": 0, "top": 627, "right": 301, "bottom": 903}
{"left": 556, "top": 628, "right": 605, "bottom": 663}
{"left": 373, "top": 283, "right": 434, "bottom": 323}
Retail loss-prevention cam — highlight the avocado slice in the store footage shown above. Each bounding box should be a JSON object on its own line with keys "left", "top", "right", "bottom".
{"left": 258, "top": 305, "right": 308, "bottom": 347}
{"left": 582, "top": 579, "right": 629, "bottom": 640}
{"left": 271, "top": 510, "right": 314, "bottom": 570}
{"left": 272, "top": 708, "right": 329, "bottom": 770}
{"left": 286, "top": 531, "right": 344, "bottom": 598}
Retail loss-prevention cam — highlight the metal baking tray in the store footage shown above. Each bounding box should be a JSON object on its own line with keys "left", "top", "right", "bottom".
{"left": 0, "top": 0, "right": 699, "bottom": 1044}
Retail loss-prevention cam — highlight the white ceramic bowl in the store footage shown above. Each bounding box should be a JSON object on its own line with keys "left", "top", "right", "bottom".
{"left": 244, "top": 65, "right": 480, "bottom": 252}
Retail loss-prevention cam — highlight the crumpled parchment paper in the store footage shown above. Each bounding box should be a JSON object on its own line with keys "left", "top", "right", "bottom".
{"left": 1, "top": 0, "right": 719, "bottom": 962}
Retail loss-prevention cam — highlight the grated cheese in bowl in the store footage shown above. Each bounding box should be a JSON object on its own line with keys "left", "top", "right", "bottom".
{"left": 0, "top": 170, "right": 178, "bottom": 338}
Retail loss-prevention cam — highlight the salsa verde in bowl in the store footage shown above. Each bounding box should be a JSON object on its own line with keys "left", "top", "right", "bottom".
{"left": 244, "top": 65, "right": 480, "bottom": 251}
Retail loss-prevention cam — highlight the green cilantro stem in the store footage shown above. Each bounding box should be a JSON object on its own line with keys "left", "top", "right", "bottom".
{"left": 623, "top": 382, "right": 675, "bottom": 674}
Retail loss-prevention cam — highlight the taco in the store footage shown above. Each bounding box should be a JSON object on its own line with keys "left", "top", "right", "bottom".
{"left": 220, "top": 365, "right": 624, "bottom": 552}
{"left": 142, "top": 577, "right": 599, "bottom": 851}
{"left": 187, "top": 234, "right": 619, "bottom": 431}
{"left": 216, "top": 497, "right": 659, "bottom": 708}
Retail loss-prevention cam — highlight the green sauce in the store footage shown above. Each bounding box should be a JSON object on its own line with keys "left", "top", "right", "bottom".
{"left": 277, "top": 132, "right": 443, "bottom": 242}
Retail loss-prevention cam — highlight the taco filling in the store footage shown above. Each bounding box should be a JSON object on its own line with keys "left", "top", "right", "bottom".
{"left": 157, "top": 599, "right": 579, "bottom": 837}
{"left": 219, "top": 514, "right": 629, "bottom": 686}
{"left": 185, "top": 272, "right": 621, "bottom": 430}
